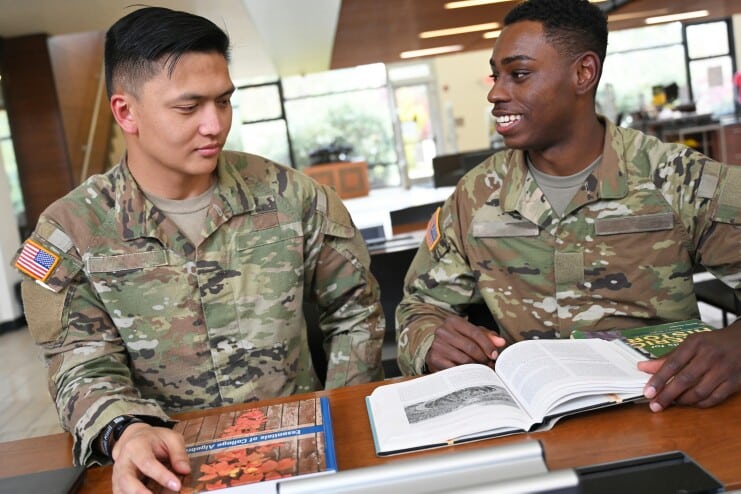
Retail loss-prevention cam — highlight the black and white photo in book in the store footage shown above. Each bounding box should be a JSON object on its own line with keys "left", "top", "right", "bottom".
{"left": 366, "top": 339, "right": 650, "bottom": 456}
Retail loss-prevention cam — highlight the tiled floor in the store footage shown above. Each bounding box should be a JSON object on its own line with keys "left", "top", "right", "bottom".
{"left": 0, "top": 325, "right": 63, "bottom": 442}
{"left": 0, "top": 300, "right": 731, "bottom": 444}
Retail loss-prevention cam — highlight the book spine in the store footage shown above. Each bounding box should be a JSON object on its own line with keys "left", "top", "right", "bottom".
{"left": 320, "top": 396, "right": 338, "bottom": 471}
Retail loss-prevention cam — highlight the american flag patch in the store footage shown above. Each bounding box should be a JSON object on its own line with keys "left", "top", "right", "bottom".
{"left": 425, "top": 207, "right": 442, "bottom": 251}
{"left": 15, "top": 240, "right": 60, "bottom": 282}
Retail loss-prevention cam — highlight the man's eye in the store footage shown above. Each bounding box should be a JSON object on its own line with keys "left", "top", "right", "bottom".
{"left": 513, "top": 71, "right": 529, "bottom": 80}
{"left": 176, "top": 105, "right": 197, "bottom": 112}
{"left": 489, "top": 73, "right": 499, "bottom": 83}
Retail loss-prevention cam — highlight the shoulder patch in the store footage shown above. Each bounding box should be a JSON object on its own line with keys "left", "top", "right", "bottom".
{"left": 425, "top": 207, "right": 442, "bottom": 251}
{"left": 719, "top": 165, "right": 741, "bottom": 209}
{"left": 15, "top": 239, "right": 61, "bottom": 283}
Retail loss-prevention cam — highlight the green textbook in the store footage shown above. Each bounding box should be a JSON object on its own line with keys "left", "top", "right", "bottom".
{"left": 570, "top": 319, "right": 716, "bottom": 359}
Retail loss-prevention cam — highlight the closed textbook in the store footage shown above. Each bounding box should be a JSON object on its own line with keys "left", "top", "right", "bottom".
{"left": 148, "top": 396, "right": 336, "bottom": 493}
{"left": 570, "top": 319, "right": 717, "bottom": 358}
{"left": 366, "top": 339, "right": 650, "bottom": 456}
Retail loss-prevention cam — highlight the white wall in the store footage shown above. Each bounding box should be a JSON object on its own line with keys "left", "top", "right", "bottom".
{"left": 0, "top": 149, "right": 23, "bottom": 325}
{"left": 433, "top": 49, "right": 493, "bottom": 154}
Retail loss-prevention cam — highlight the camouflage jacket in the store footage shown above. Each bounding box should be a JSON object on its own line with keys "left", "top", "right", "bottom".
{"left": 397, "top": 118, "right": 741, "bottom": 375}
{"left": 13, "top": 151, "right": 384, "bottom": 465}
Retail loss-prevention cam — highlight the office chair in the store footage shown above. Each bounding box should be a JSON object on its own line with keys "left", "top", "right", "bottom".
{"left": 389, "top": 201, "right": 444, "bottom": 236}
{"left": 303, "top": 302, "right": 328, "bottom": 385}
{"left": 694, "top": 278, "right": 739, "bottom": 327}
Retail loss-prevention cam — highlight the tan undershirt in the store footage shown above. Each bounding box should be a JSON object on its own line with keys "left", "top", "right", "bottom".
{"left": 145, "top": 182, "right": 217, "bottom": 244}
{"left": 527, "top": 155, "right": 602, "bottom": 217}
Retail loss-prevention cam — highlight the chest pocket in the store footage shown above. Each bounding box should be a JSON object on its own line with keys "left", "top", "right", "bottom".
{"left": 86, "top": 248, "right": 182, "bottom": 325}
{"left": 594, "top": 212, "right": 674, "bottom": 236}
{"left": 86, "top": 250, "right": 168, "bottom": 273}
{"left": 236, "top": 218, "right": 304, "bottom": 298}
{"left": 472, "top": 219, "right": 540, "bottom": 238}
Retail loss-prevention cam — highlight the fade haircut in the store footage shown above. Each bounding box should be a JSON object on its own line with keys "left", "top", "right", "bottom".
{"left": 504, "top": 0, "right": 608, "bottom": 68}
{"left": 104, "top": 6, "right": 230, "bottom": 99}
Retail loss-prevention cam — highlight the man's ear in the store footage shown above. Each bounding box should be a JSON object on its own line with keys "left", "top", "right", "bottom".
{"left": 574, "top": 52, "right": 600, "bottom": 96}
{"left": 110, "top": 93, "right": 138, "bottom": 134}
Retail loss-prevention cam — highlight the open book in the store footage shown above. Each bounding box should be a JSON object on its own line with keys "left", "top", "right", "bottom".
{"left": 366, "top": 339, "right": 649, "bottom": 456}
{"left": 147, "top": 396, "right": 336, "bottom": 493}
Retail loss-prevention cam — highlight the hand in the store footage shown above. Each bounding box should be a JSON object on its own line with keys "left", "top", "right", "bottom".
{"left": 638, "top": 323, "right": 741, "bottom": 411}
{"left": 111, "top": 423, "right": 190, "bottom": 494}
{"left": 425, "top": 315, "right": 507, "bottom": 372}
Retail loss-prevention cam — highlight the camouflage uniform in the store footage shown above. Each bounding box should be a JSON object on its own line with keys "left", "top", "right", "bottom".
{"left": 13, "top": 151, "right": 384, "bottom": 465}
{"left": 397, "top": 118, "right": 741, "bottom": 375}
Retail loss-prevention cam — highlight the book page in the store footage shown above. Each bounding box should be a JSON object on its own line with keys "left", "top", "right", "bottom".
{"left": 495, "top": 339, "right": 649, "bottom": 422}
{"left": 367, "top": 364, "right": 535, "bottom": 454}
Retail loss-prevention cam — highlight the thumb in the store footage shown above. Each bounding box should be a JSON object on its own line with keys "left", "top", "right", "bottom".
{"left": 637, "top": 357, "right": 664, "bottom": 374}
{"left": 163, "top": 437, "right": 191, "bottom": 475}
{"left": 487, "top": 332, "right": 507, "bottom": 348}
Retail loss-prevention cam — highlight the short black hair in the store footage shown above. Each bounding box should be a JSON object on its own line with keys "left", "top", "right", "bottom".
{"left": 104, "top": 6, "right": 230, "bottom": 99}
{"left": 504, "top": 0, "right": 608, "bottom": 65}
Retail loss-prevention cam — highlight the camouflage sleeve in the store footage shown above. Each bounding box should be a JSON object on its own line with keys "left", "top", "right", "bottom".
{"left": 683, "top": 161, "right": 741, "bottom": 295}
{"left": 644, "top": 145, "right": 741, "bottom": 294}
{"left": 16, "top": 220, "right": 170, "bottom": 467}
{"left": 395, "top": 192, "right": 481, "bottom": 376}
{"left": 306, "top": 185, "right": 384, "bottom": 388}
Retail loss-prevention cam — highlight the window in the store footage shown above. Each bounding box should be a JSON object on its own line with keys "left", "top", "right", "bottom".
{"left": 684, "top": 20, "right": 736, "bottom": 116}
{"left": 282, "top": 64, "right": 400, "bottom": 188}
{"left": 228, "top": 82, "right": 293, "bottom": 167}
{"left": 387, "top": 61, "right": 443, "bottom": 183}
{"left": 599, "top": 23, "right": 687, "bottom": 122}
{"left": 598, "top": 19, "right": 737, "bottom": 122}
{"left": 0, "top": 108, "right": 24, "bottom": 223}
{"left": 229, "top": 65, "right": 402, "bottom": 189}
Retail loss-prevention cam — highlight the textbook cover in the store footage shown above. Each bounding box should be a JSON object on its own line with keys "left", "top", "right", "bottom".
{"left": 148, "top": 396, "right": 336, "bottom": 493}
{"left": 570, "top": 319, "right": 716, "bottom": 359}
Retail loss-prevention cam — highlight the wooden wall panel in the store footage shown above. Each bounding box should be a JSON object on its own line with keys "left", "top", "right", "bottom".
{"left": 0, "top": 34, "right": 74, "bottom": 233}
{"left": 48, "top": 31, "right": 113, "bottom": 184}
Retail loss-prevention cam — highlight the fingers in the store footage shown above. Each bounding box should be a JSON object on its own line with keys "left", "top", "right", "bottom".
{"left": 112, "top": 424, "right": 189, "bottom": 494}
{"left": 487, "top": 331, "right": 507, "bottom": 350}
{"left": 111, "top": 452, "right": 157, "bottom": 494}
{"left": 642, "top": 342, "right": 706, "bottom": 411}
{"left": 641, "top": 330, "right": 741, "bottom": 412}
{"left": 426, "top": 315, "right": 506, "bottom": 371}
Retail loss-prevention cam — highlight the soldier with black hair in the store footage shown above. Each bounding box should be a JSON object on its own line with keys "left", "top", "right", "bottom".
{"left": 398, "top": 0, "right": 740, "bottom": 415}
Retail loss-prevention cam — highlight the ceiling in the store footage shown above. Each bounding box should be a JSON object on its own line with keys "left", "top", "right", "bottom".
{"left": 0, "top": 0, "right": 739, "bottom": 82}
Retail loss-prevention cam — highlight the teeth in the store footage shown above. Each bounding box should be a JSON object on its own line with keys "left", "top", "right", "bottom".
{"left": 496, "top": 114, "right": 522, "bottom": 124}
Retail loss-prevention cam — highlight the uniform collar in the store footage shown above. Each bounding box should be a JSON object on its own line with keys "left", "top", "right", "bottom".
{"left": 114, "top": 152, "right": 258, "bottom": 242}
{"left": 499, "top": 117, "right": 629, "bottom": 224}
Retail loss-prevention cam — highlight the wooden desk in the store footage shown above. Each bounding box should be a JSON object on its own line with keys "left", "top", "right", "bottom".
{"left": 2, "top": 381, "right": 740, "bottom": 492}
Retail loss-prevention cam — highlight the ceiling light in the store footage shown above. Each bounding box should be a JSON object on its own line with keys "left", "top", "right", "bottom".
{"left": 608, "top": 9, "right": 669, "bottom": 22}
{"left": 445, "top": 0, "right": 604, "bottom": 6}
{"left": 483, "top": 30, "right": 502, "bottom": 39}
{"left": 420, "top": 22, "right": 500, "bottom": 38}
{"left": 400, "top": 45, "right": 464, "bottom": 59}
{"left": 645, "top": 10, "right": 709, "bottom": 24}
{"left": 444, "top": 0, "right": 510, "bottom": 8}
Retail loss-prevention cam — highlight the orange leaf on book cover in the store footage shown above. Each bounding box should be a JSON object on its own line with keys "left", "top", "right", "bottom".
{"left": 204, "top": 479, "right": 227, "bottom": 491}
{"left": 263, "top": 471, "right": 285, "bottom": 481}
{"left": 276, "top": 458, "right": 296, "bottom": 473}
{"left": 237, "top": 470, "right": 263, "bottom": 484}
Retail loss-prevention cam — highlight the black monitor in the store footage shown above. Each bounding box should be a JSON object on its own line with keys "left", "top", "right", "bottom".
{"left": 432, "top": 148, "right": 496, "bottom": 188}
